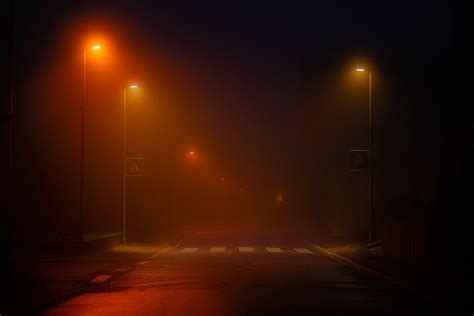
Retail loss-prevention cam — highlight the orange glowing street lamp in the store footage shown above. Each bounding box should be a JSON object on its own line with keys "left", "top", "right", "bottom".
{"left": 186, "top": 150, "right": 197, "bottom": 160}
{"left": 355, "top": 66, "right": 373, "bottom": 244}
{"left": 79, "top": 43, "right": 103, "bottom": 242}
{"left": 122, "top": 83, "right": 140, "bottom": 245}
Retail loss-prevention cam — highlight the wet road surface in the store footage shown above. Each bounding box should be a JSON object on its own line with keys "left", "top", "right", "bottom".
{"left": 44, "top": 230, "right": 436, "bottom": 315}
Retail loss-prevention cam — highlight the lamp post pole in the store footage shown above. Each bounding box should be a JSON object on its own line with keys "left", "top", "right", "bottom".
{"left": 80, "top": 49, "right": 86, "bottom": 242}
{"left": 79, "top": 44, "right": 101, "bottom": 242}
{"left": 122, "top": 88, "right": 127, "bottom": 245}
{"left": 368, "top": 71, "right": 373, "bottom": 244}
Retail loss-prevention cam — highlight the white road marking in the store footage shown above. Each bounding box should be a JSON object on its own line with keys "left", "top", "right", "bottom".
{"left": 238, "top": 246, "right": 254, "bottom": 252}
{"left": 137, "top": 260, "right": 152, "bottom": 265}
{"left": 293, "top": 248, "right": 313, "bottom": 254}
{"left": 210, "top": 247, "right": 226, "bottom": 253}
{"left": 91, "top": 274, "right": 112, "bottom": 283}
{"left": 181, "top": 247, "right": 199, "bottom": 253}
{"left": 266, "top": 247, "right": 283, "bottom": 253}
{"left": 179, "top": 246, "right": 313, "bottom": 254}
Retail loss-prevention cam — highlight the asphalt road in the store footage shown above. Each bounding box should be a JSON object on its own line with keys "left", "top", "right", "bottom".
{"left": 44, "top": 230, "right": 437, "bottom": 315}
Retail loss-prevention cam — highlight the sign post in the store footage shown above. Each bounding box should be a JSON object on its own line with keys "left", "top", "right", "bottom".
{"left": 123, "top": 157, "right": 144, "bottom": 245}
{"left": 349, "top": 149, "right": 373, "bottom": 243}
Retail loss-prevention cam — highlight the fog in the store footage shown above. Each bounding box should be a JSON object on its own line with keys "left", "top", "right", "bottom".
{"left": 4, "top": 1, "right": 444, "bottom": 247}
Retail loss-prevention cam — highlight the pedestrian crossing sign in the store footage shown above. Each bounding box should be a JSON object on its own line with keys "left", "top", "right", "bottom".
{"left": 349, "top": 150, "right": 369, "bottom": 171}
{"left": 125, "top": 157, "right": 144, "bottom": 176}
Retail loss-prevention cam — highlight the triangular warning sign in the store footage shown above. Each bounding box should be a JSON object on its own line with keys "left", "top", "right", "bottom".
{"left": 349, "top": 150, "right": 369, "bottom": 170}
{"left": 353, "top": 153, "right": 367, "bottom": 168}
{"left": 130, "top": 162, "right": 140, "bottom": 172}
{"left": 126, "top": 157, "right": 144, "bottom": 175}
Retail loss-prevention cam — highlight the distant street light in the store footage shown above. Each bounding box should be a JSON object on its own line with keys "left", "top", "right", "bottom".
{"left": 355, "top": 67, "right": 373, "bottom": 244}
{"left": 79, "top": 43, "right": 102, "bottom": 242}
{"left": 187, "top": 150, "right": 197, "bottom": 160}
{"left": 122, "top": 83, "right": 139, "bottom": 245}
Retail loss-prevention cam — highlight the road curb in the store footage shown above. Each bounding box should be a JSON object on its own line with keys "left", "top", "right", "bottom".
{"left": 143, "top": 245, "right": 175, "bottom": 261}
{"left": 305, "top": 240, "right": 433, "bottom": 302}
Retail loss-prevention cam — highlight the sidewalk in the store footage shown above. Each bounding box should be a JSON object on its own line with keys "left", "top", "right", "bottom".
{"left": 6, "top": 243, "right": 172, "bottom": 314}
{"left": 312, "top": 236, "right": 435, "bottom": 296}
{"left": 38, "top": 232, "right": 122, "bottom": 253}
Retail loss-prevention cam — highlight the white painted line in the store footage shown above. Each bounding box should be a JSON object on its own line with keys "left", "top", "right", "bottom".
{"left": 266, "top": 247, "right": 283, "bottom": 253}
{"left": 210, "top": 247, "right": 226, "bottom": 253}
{"left": 180, "top": 247, "right": 199, "bottom": 253}
{"left": 238, "top": 246, "right": 254, "bottom": 252}
{"left": 91, "top": 274, "right": 112, "bottom": 283}
{"left": 293, "top": 248, "right": 313, "bottom": 254}
{"left": 137, "top": 260, "right": 152, "bottom": 265}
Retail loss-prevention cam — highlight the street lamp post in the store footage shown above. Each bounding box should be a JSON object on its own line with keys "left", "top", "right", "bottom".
{"left": 356, "top": 68, "right": 373, "bottom": 244}
{"left": 122, "top": 84, "right": 138, "bottom": 245}
{"left": 80, "top": 44, "right": 101, "bottom": 242}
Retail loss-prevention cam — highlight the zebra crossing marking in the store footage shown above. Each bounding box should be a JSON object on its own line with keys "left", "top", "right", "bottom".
{"left": 266, "top": 247, "right": 284, "bottom": 253}
{"left": 90, "top": 274, "right": 112, "bottom": 283}
{"left": 181, "top": 247, "right": 199, "bottom": 253}
{"left": 293, "top": 248, "right": 312, "bottom": 254}
{"left": 177, "top": 246, "right": 315, "bottom": 255}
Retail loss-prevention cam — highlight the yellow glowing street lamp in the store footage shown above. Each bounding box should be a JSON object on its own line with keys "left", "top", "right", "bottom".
{"left": 122, "top": 83, "right": 139, "bottom": 244}
{"left": 79, "top": 43, "right": 103, "bottom": 241}
{"left": 355, "top": 67, "right": 373, "bottom": 244}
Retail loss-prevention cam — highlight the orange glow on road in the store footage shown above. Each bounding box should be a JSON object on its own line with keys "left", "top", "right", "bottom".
{"left": 91, "top": 44, "right": 102, "bottom": 50}
{"left": 46, "top": 288, "right": 226, "bottom": 314}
